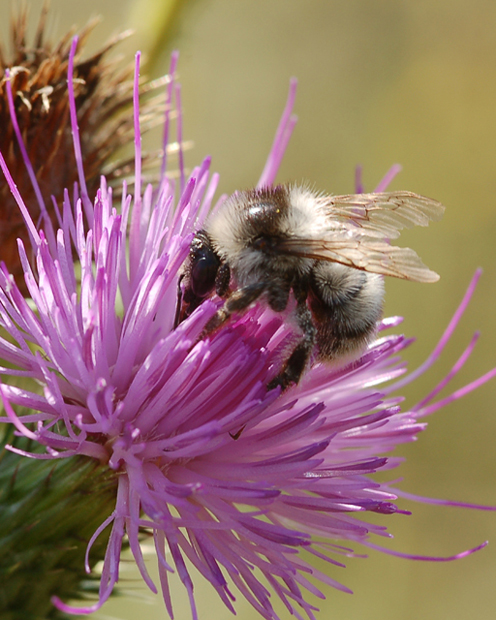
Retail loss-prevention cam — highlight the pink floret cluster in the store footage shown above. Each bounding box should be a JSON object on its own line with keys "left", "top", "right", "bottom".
{"left": 0, "top": 38, "right": 493, "bottom": 620}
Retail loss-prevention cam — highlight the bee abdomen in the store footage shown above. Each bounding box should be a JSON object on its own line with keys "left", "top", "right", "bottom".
{"left": 309, "top": 262, "right": 384, "bottom": 360}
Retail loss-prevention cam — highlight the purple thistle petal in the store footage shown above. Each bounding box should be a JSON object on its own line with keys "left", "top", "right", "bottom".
{"left": 395, "top": 489, "right": 496, "bottom": 511}
{"left": 354, "top": 165, "right": 364, "bottom": 194}
{"left": 364, "top": 540, "right": 489, "bottom": 562}
{"left": 67, "top": 37, "right": 92, "bottom": 221}
{"left": 4, "top": 69, "right": 52, "bottom": 240}
{"left": 391, "top": 268, "right": 483, "bottom": 392}
{"left": 257, "top": 78, "right": 298, "bottom": 188}
{"left": 373, "top": 163, "right": 402, "bottom": 192}
{"left": 0, "top": 150, "right": 40, "bottom": 247}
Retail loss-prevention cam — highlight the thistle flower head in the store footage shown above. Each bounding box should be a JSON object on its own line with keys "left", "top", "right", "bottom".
{"left": 0, "top": 37, "right": 494, "bottom": 620}
{"left": 0, "top": 5, "right": 165, "bottom": 286}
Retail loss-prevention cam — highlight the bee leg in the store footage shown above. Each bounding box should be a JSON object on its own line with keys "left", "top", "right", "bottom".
{"left": 268, "top": 281, "right": 315, "bottom": 391}
{"left": 202, "top": 282, "right": 268, "bottom": 335}
{"left": 215, "top": 263, "right": 231, "bottom": 297}
{"left": 229, "top": 425, "right": 246, "bottom": 440}
{"left": 173, "top": 274, "right": 185, "bottom": 328}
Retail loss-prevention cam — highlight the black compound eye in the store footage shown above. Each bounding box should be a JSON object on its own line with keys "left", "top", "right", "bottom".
{"left": 190, "top": 253, "right": 219, "bottom": 297}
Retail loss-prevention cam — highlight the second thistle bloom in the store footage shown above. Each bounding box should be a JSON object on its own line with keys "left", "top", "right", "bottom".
{"left": 0, "top": 38, "right": 494, "bottom": 620}
{"left": 0, "top": 7, "right": 166, "bottom": 287}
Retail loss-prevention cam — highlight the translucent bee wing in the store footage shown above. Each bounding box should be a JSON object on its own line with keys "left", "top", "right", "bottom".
{"left": 322, "top": 191, "right": 445, "bottom": 240}
{"left": 279, "top": 237, "right": 439, "bottom": 281}
{"left": 277, "top": 191, "right": 444, "bottom": 283}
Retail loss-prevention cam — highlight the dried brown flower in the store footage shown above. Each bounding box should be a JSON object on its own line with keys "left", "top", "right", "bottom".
{"left": 0, "top": 4, "right": 166, "bottom": 286}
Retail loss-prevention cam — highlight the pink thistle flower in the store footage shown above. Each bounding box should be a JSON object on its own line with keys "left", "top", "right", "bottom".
{"left": 1, "top": 38, "right": 495, "bottom": 620}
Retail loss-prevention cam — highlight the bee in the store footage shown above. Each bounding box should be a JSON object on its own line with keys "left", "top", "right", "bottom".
{"left": 176, "top": 184, "right": 444, "bottom": 390}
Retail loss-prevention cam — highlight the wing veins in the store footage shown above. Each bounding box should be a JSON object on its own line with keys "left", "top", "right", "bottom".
{"left": 277, "top": 190, "right": 444, "bottom": 283}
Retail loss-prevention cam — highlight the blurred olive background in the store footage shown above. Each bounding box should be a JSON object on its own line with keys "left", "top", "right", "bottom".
{"left": 2, "top": 1, "right": 496, "bottom": 619}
